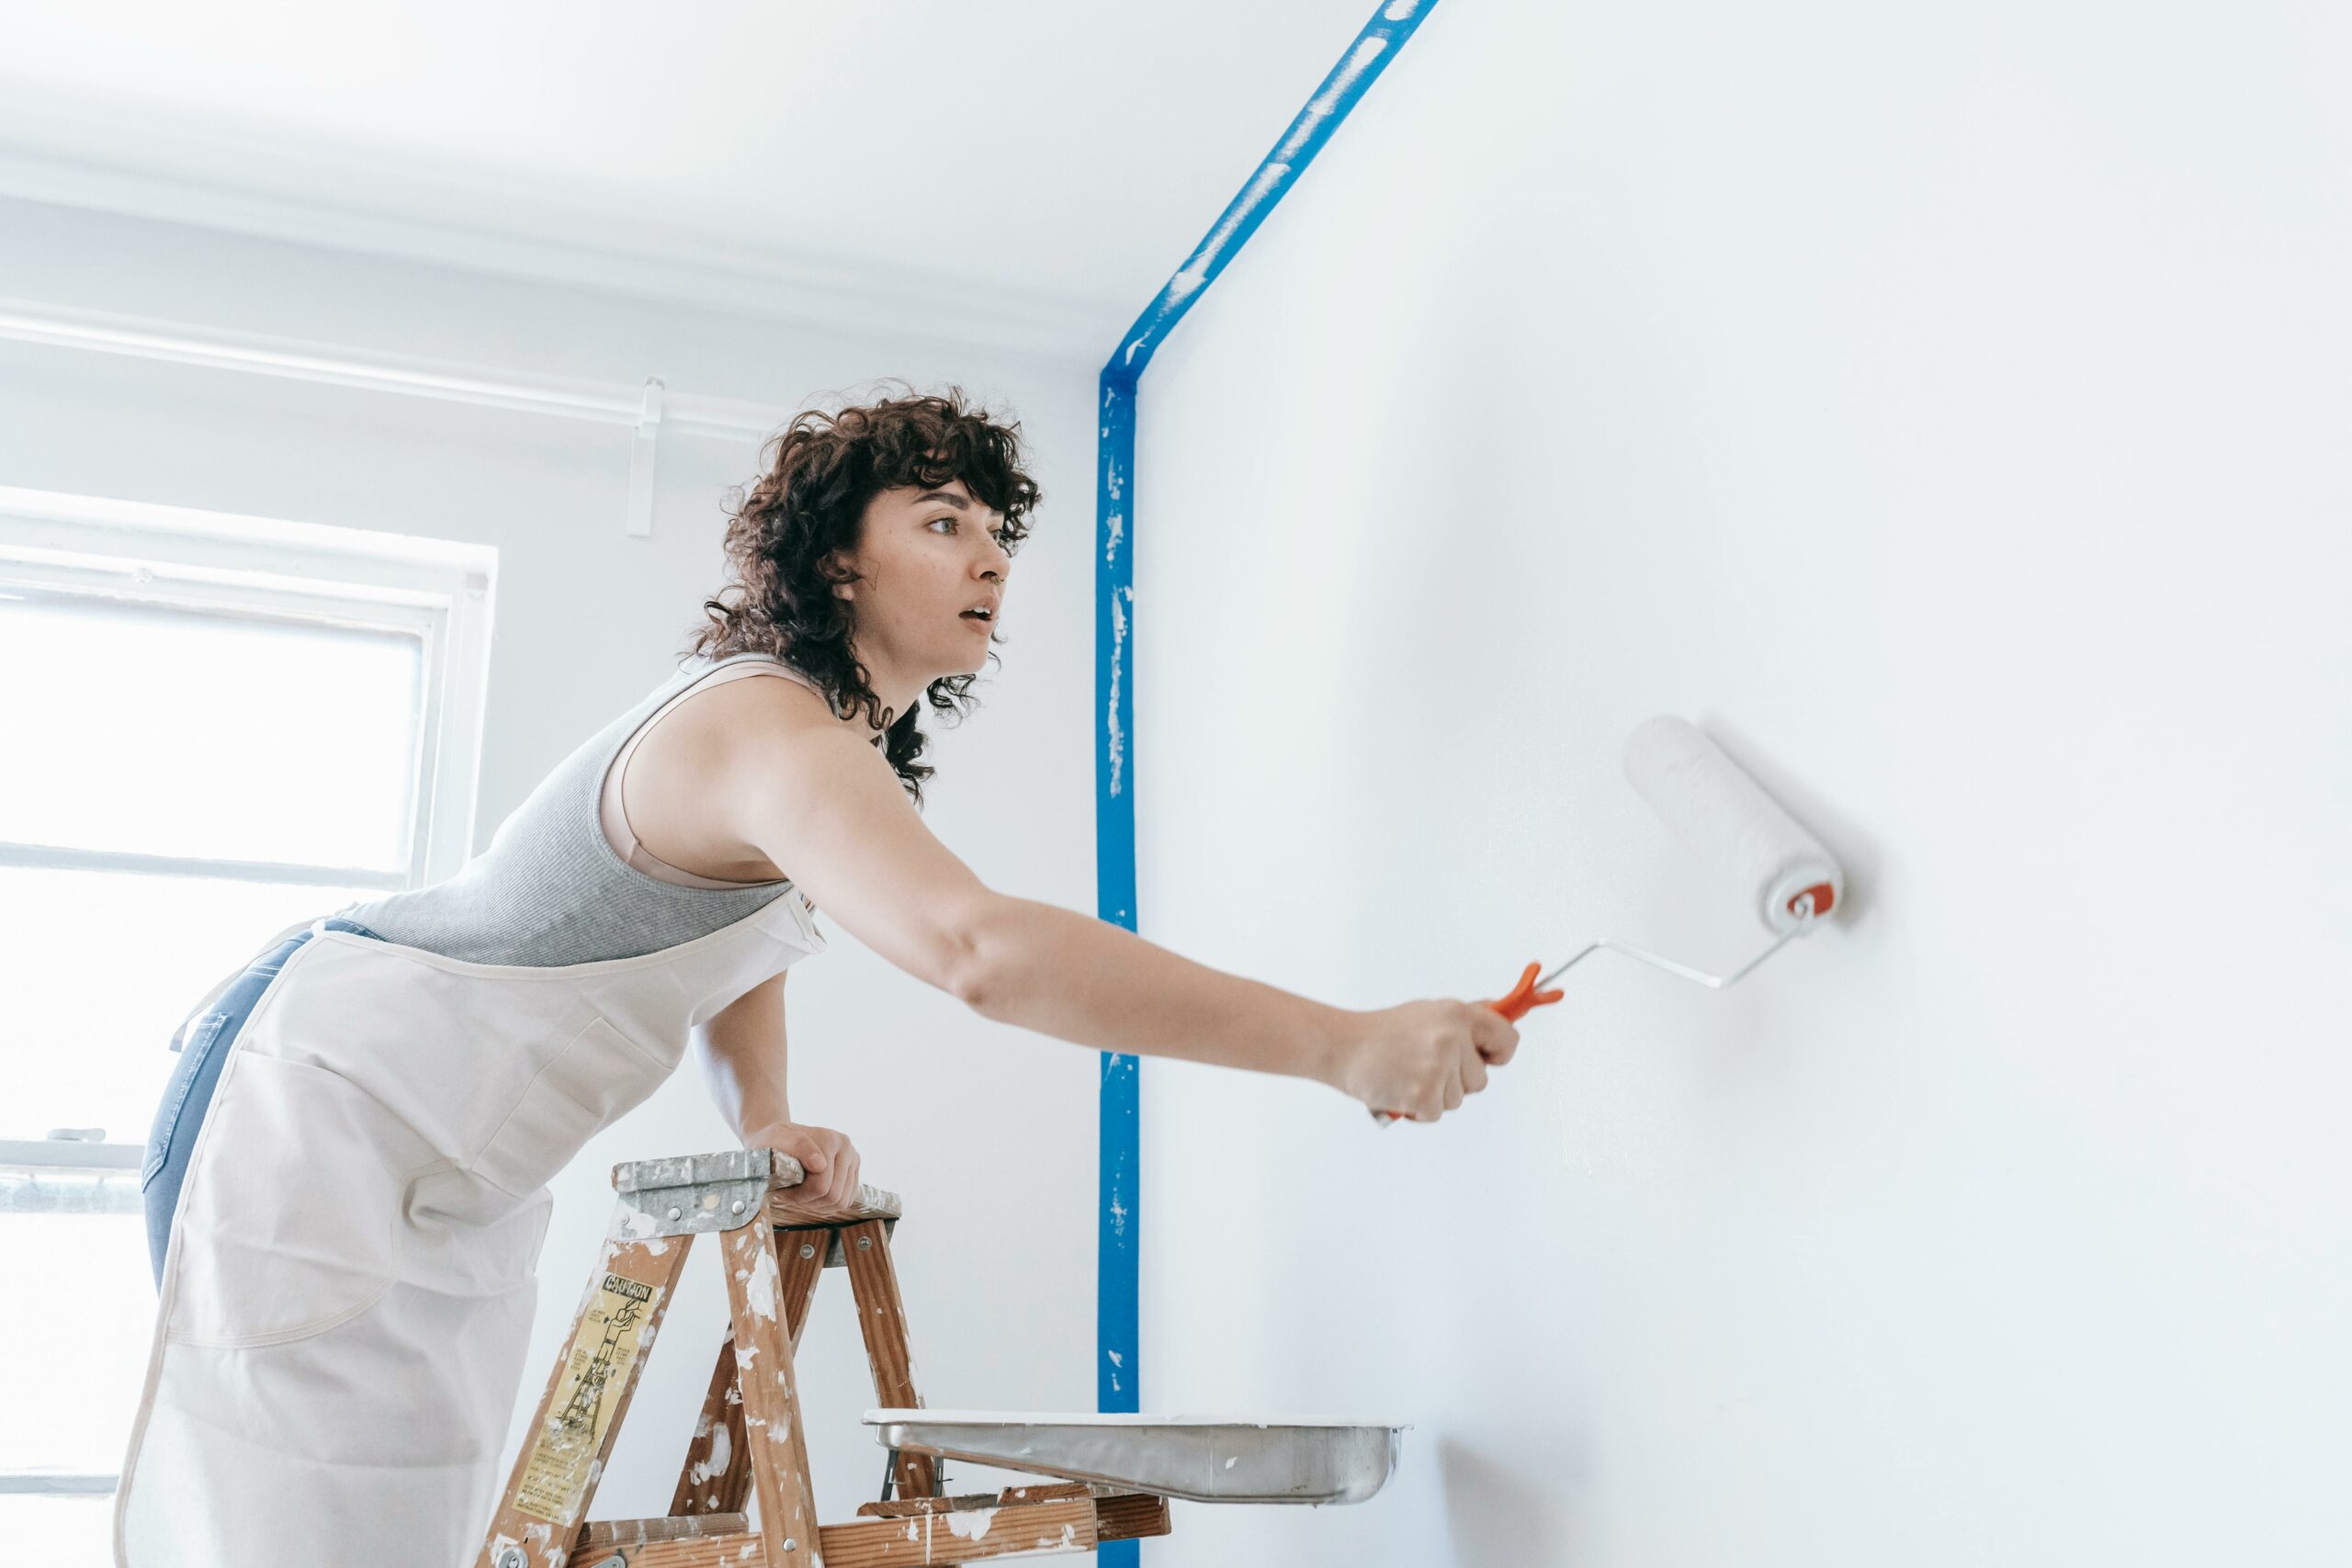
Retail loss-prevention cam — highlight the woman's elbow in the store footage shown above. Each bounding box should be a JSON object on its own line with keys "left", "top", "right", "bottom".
{"left": 937, "top": 896, "right": 1012, "bottom": 1013}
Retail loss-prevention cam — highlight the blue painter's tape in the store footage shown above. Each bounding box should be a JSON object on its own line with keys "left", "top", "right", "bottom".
{"left": 1094, "top": 7, "right": 1443, "bottom": 1558}
{"left": 1097, "top": 371, "right": 1140, "bottom": 1427}
{"left": 1101, "top": 0, "right": 1439, "bottom": 387}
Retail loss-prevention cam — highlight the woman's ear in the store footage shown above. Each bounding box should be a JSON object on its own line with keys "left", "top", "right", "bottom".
{"left": 821, "top": 551, "right": 856, "bottom": 601}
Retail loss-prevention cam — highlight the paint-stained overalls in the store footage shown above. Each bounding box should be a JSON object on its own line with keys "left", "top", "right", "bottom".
{"left": 115, "top": 890, "right": 829, "bottom": 1567}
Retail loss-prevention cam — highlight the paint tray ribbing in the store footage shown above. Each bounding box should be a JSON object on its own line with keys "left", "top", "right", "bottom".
{"left": 863, "top": 1409, "right": 1406, "bottom": 1505}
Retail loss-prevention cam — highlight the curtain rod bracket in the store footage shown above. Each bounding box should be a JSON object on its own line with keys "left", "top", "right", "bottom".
{"left": 626, "top": 377, "right": 666, "bottom": 537}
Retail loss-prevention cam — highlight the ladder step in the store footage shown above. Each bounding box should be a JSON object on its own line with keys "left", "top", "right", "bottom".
{"left": 858, "top": 1481, "right": 1097, "bottom": 1517}
{"left": 770, "top": 1179, "right": 902, "bottom": 1227}
{"left": 576, "top": 1512, "right": 747, "bottom": 1547}
{"left": 555, "top": 1490, "right": 1170, "bottom": 1566}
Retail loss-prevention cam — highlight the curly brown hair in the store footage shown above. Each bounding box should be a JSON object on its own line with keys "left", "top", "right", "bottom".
{"left": 682, "top": 383, "right": 1042, "bottom": 806}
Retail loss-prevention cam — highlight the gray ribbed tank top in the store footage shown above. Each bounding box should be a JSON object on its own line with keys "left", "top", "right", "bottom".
{"left": 335, "top": 651, "right": 865, "bottom": 964}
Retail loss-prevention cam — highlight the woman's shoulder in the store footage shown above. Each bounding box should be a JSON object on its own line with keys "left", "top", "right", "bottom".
{"left": 617, "top": 656, "right": 865, "bottom": 883}
{"left": 656, "top": 658, "right": 877, "bottom": 779}
{"left": 646, "top": 654, "right": 815, "bottom": 739}
{"left": 689, "top": 656, "right": 892, "bottom": 749}
{"left": 684, "top": 654, "right": 833, "bottom": 715}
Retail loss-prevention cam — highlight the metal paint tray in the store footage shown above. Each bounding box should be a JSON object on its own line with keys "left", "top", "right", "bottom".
{"left": 864, "top": 1409, "right": 1407, "bottom": 1505}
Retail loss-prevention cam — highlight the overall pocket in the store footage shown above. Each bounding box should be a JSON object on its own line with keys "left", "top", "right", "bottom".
{"left": 165, "top": 1050, "right": 441, "bottom": 1347}
{"left": 470, "top": 1016, "right": 674, "bottom": 1199}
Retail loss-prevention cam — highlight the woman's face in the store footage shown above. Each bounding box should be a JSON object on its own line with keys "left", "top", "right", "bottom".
{"left": 831, "top": 476, "right": 1012, "bottom": 682}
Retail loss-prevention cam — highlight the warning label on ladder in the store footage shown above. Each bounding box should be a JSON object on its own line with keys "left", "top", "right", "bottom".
{"left": 514, "top": 1272, "right": 664, "bottom": 1525}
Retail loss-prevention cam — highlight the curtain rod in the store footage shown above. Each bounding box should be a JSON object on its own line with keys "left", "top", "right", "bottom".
{"left": 0, "top": 296, "right": 799, "bottom": 535}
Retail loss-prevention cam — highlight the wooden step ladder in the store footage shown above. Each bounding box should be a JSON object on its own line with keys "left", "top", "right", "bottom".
{"left": 473, "top": 1147, "right": 1170, "bottom": 1568}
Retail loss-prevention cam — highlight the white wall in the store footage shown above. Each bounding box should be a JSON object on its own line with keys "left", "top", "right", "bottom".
{"left": 0, "top": 196, "right": 1102, "bottom": 1523}
{"left": 1131, "top": 0, "right": 2351, "bottom": 1562}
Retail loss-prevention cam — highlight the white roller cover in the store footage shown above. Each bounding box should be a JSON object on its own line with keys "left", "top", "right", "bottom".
{"left": 1622, "top": 716, "right": 1843, "bottom": 932}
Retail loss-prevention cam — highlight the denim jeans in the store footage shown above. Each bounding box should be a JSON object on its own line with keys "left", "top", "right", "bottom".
{"left": 141, "top": 917, "right": 386, "bottom": 1286}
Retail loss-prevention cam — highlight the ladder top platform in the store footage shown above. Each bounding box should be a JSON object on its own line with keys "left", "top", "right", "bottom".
{"left": 611, "top": 1146, "right": 902, "bottom": 1233}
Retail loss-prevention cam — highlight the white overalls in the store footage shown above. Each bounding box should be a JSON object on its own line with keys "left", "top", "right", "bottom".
{"left": 114, "top": 890, "right": 827, "bottom": 1567}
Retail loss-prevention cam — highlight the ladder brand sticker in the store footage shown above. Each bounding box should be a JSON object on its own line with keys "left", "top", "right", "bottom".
{"left": 514, "top": 1273, "right": 663, "bottom": 1525}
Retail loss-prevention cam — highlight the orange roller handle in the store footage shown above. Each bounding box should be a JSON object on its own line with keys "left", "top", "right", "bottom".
{"left": 1373, "top": 962, "right": 1564, "bottom": 1125}
{"left": 1487, "top": 960, "right": 1568, "bottom": 1022}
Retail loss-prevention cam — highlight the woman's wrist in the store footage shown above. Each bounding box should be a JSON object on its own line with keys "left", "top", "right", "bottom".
{"left": 1299, "top": 1003, "right": 1362, "bottom": 1092}
{"left": 738, "top": 1107, "right": 795, "bottom": 1143}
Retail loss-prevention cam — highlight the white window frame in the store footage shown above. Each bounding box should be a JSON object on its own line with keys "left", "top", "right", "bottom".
{"left": 0, "top": 483, "right": 495, "bottom": 890}
{"left": 0, "top": 486, "right": 495, "bottom": 1502}
{"left": 0, "top": 483, "right": 496, "bottom": 1200}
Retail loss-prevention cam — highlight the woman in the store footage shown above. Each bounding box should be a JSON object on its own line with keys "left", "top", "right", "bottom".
{"left": 117, "top": 386, "right": 1518, "bottom": 1567}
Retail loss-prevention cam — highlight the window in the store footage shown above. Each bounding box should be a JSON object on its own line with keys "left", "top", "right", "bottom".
{"left": 0, "top": 486, "right": 493, "bottom": 1556}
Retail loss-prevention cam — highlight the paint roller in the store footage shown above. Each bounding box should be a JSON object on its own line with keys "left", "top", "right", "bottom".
{"left": 1373, "top": 715, "right": 1843, "bottom": 1124}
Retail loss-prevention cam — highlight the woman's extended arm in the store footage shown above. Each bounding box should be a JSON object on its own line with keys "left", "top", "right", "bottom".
{"left": 719, "top": 678, "right": 1515, "bottom": 1122}
{"left": 954, "top": 895, "right": 1351, "bottom": 1082}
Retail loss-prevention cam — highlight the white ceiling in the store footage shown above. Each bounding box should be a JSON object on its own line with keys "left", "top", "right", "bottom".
{"left": 0, "top": 0, "right": 1388, "bottom": 361}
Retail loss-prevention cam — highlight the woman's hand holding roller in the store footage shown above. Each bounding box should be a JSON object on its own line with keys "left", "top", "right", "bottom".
{"left": 743, "top": 1120, "right": 863, "bottom": 1208}
{"left": 1335, "top": 999, "right": 1520, "bottom": 1123}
